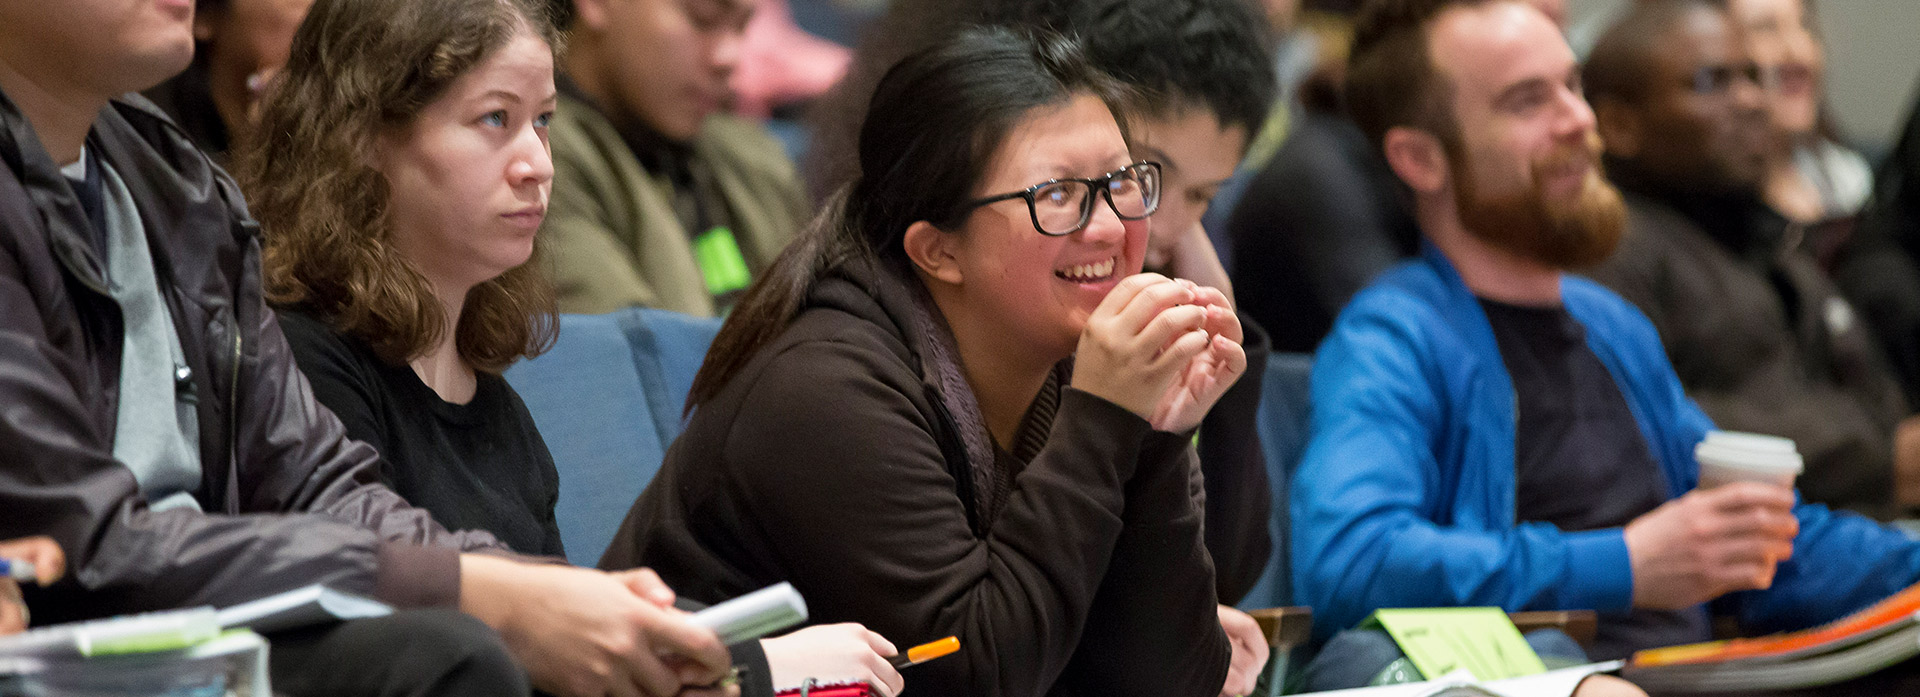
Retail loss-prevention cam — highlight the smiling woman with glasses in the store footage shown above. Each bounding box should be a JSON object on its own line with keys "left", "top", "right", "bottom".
{"left": 601, "top": 26, "right": 1248, "bottom": 697}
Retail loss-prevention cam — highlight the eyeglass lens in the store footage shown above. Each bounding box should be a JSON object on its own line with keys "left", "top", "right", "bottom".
{"left": 1032, "top": 164, "right": 1160, "bottom": 235}
{"left": 1688, "top": 63, "right": 1764, "bottom": 94}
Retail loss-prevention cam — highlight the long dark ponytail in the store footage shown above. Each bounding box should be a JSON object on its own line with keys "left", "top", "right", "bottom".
{"left": 686, "top": 26, "right": 1127, "bottom": 412}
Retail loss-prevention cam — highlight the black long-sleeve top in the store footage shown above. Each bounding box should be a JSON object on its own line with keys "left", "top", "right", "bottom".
{"left": 601, "top": 261, "right": 1230, "bottom": 697}
{"left": 277, "top": 310, "right": 565, "bottom": 557}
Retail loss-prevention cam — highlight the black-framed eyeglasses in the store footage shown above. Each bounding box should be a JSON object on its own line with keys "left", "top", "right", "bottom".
{"left": 957, "top": 161, "right": 1162, "bottom": 236}
{"left": 1686, "top": 62, "right": 1764, "bottom": 95}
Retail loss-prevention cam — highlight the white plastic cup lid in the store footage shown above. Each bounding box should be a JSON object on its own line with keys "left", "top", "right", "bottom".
{"left": 1696, "top": 430, "right": 1803, "bottom": 476}
{"left": 1703, "top": 430, "right": 1798, "bottom": 454}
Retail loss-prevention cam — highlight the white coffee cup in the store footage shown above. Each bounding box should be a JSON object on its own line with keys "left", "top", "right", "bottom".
{"left": 1694, "top": 430, "right": 1803, "bottom": 490}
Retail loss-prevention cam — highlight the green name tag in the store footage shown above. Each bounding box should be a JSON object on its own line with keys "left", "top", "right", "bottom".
{"left": 1363, "top": 607, "right": 1547, "bottom": 681}
{"left": 693, "top": 226, "right": 752, "bottom": 297}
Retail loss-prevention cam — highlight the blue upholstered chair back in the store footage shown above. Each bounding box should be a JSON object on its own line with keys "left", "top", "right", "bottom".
{"left": 506, "top": 309, "right": 724, "bottom": 566}
{"left": 1237, "top": 352, "right": 1317, "bottom": 611}
{"left": 612, "top": 309, "right": 726, "bottom": 445}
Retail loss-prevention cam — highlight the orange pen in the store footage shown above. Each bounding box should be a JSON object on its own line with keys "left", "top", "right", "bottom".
{"left": 889, "top": 636, "right": 960, "bottom": 669}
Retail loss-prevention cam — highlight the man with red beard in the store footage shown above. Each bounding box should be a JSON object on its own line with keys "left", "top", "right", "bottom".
{"left": 1584, "top": 0, "right": 1916, "bottom": 518}
{"left": 1289, "top": 0, "right": 1920, "bottom": 688}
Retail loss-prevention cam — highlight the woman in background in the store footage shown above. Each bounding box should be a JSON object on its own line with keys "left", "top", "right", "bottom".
{"left": 1728, "top": 0, "right": 1870, "bottom": 223}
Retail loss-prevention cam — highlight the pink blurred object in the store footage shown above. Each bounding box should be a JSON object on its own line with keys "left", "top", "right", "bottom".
{"left": 731, "top": 0, "right": 853, "bottom": 118}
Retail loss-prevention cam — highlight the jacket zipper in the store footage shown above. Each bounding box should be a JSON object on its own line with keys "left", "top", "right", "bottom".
{"left": 227, "top": 315, "right": 241, "bottom": 513}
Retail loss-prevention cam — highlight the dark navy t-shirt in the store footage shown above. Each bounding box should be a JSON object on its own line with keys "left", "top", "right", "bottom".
{"left": 1480, "top": 297, "right": 1709, "bottom": 660}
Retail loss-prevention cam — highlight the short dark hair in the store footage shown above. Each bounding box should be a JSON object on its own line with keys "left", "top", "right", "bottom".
{"left": 1345, "top": 0, "right": 1503, "bottom": 152}
{"left": 1003, "top": 0, "right": 1278, "bottom": 138}
{"left": 1583, "top": 0, "right": 1727, "bottom": 109}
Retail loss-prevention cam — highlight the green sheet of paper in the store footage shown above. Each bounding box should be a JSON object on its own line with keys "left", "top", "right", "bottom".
{"left": 1363, "top": 607, "right": 1548, "bottom": 681}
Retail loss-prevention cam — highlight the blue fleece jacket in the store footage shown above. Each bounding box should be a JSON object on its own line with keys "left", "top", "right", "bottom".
{"left": 1291, "top": 246, "right": 1920, "bottom": 644}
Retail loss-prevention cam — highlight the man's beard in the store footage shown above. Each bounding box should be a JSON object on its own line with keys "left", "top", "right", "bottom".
{"left": 1452, "top": 135, "right": 1627, "bottom": 271}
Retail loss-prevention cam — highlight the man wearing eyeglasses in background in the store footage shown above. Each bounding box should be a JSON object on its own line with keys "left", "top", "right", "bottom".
{"left": 1583, "top": 0, "right": 1920, "bottom": 520}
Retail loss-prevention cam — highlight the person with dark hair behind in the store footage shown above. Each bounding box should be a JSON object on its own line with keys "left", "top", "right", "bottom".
{"left": 540, "top": 0, "right": 809, "bottom": 317}
{"left": 144, "top": 0, "right": 313, "bottom": 160}
{"left": 1870, "top": 85, "right": 1920, "bottom": 272}
{"left": 999, "top": 0, "right": 1277, "bottom": 625}
{"left": 1227, "top": 103, "right": 1424, "bottom": 353}
{"left": 800, "top": 0, "right": 1018, "bottom": 202}
{"left": 603, "top": 26, "right": 1256, "bottom": 697}
{"left": 1848, "top": 82, "right": 1920, "bottom": 456}
{"left": 1583, "top": 0, "right": 1918, "bottom": 517}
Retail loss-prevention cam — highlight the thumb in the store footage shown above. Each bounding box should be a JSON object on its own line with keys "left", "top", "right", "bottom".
{"left": 616, "top": 568, "right": 678, "bottom": 607}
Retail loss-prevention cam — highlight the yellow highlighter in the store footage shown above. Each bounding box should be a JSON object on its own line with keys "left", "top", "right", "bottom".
{"left": 889, "top": 636, "right": 960, "bottom": 669}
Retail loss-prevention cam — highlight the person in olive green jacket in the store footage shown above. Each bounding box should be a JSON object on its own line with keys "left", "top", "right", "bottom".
{"left": 545, "top": 0, "right": 808, "bottom": 316}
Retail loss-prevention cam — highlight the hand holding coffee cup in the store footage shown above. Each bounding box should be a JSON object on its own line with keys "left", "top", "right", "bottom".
{"left": 1697, "top": 431, "right": 1802, "bottom": 588}
{"left": 1623, "top": 431, "right": 1802, "bottom": 609}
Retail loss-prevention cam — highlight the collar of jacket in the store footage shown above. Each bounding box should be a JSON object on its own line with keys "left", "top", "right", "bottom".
{"left": 0, "top": 87, "right": 112, "bottom": 294}
{"left": 1605, "top": 156, "right": 1788, "bottom": 261}
{"left": 0, "top": 89, "right": 257, "bottom": 293}
{"left": 554, "top": 71, "right": 698, "bottom": 187}
{"left": 805, "top": 257, "right": 1000, "bottom": 532}
{"left": 1, "top": 86, "right": 263, "bottom": 513}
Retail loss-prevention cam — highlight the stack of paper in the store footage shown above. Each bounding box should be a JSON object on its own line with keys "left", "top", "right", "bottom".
{"left": 0, "top": 584, "right": 391, "bottom": 696}
{"left": 1622, "top": 581, "right": 1920, "bottom": 692}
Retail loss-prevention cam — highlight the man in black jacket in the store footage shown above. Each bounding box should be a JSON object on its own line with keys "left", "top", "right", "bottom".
{"left": 1584, "top": 0, "right": 1917, "bottom": 518}
{"left": 0, "top": 2, "right": 729, "bottom": 695}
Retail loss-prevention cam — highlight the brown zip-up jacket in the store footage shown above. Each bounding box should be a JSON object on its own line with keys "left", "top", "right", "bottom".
{"left": 601, "top": 260, "right": 1230, "bottom": 697}
{"left": 0, "top": 92, "right": 502, "bottom": 626}
{"left": 1591, "top": 179, "right": 1909, "bottom": 517}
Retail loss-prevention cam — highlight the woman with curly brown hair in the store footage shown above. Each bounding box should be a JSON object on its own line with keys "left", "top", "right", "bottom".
{"left": 242, "top": 0, "right": 903, "bottom": 694}
{"left": 243, "top": 0, "right": 565, "bottom": 557}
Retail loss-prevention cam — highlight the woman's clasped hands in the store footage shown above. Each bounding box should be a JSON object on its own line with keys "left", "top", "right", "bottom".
{"left": 1073, "top": 273, "right": 1245, "bottom": 433}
